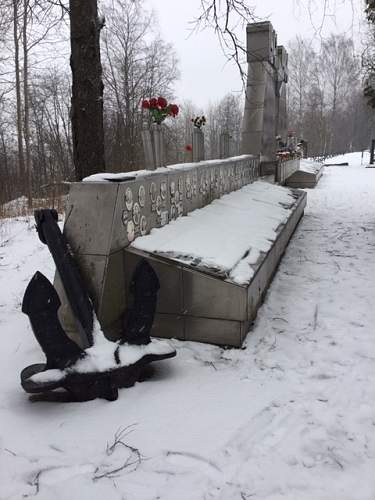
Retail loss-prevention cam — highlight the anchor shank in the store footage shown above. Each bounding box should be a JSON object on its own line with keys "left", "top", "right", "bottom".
{"left": 34, "top": 209, "right": 94, "bottom": 347}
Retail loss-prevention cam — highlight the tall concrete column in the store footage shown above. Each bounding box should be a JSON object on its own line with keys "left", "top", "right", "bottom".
{"left": 275, "top": 46, "right": 288, "bottom": 141}
{"left": 240, "top": 22, "right": 278, "bottom": 164}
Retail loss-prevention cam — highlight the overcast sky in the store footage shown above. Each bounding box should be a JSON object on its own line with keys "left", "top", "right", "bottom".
{"left": 146, "top": 0, "right": 364, "bottom": 109}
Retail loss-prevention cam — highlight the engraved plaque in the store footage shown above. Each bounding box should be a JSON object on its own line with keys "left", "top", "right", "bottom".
{"left": 150, "top": 182, "right": 157, "bottom": 203}
{"left": 156, "top": 195, "right": 162, "bottom": 215}
{"left": 121, "top": 209, "right": 128, "bottom": 226}
{"left": 133, "top": 202, "right": 140, "bottom": 225}
{"left": 161, "top": 181, "right": 167, "bottom": 200}
{"left": 125, "top": 187, "right": 133, "bottom": 211}
{"left": 138, "top": 185, "right": 146, "bottom": 207}
{"left": 140, "top": 215, "right": 147, "bottom": 236}
{"left": 127, "top": 220, "right": 135, "bottom": 242}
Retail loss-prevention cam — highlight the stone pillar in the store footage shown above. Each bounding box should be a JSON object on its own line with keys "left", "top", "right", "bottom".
{"left": 275, "top": 46, "right": 288, "bottom": 142}
{"left": 141, "top": 128, "right": 154, "bottom": 169}
{"left": 192, "top": 128, "right": 205, "bottom": 162}
{"left": 153, "top": 123, "right": 164, "bottom": 169}
{"left": 141, "top": 123, "right": 165, "bottom": 170}
{"left": 240, "top": 22, "right": 278, "bottom": 164}
{"left": 219, "top": 132, "right": 230, "bottom": 158}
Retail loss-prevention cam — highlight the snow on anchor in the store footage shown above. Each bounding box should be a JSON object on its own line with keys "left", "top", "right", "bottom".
{"left": 20, "top": 209, "right": 176, "bottom": 402}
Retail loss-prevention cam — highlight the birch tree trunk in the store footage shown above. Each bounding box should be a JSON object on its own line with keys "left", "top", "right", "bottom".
{"left": 13, "top": 0, "right": 25, "bottom": 190}
{"left": 23, "top": 0, "right": 32, "bottom": 208}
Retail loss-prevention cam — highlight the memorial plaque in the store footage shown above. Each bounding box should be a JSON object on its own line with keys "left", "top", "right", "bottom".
{"left": 167, "top": 169, "right": 185, "bottom": 220}
{"left": 111, "top": 172, "right": 170, "bottom": 251}
{"left": 177, "top": 166, "right": 199, "bottom": 215}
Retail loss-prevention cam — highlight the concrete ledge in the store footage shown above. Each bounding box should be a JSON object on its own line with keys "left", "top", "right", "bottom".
{"left": 276, "top": 159, "right": 300, "bottom": 185}
{"left": 285, "top": 161, "right": 323, "bottom": 189}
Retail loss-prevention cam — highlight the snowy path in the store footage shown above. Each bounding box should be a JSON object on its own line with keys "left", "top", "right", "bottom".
{"left": 1, "top": 153, "right": 375, "bottom": 500}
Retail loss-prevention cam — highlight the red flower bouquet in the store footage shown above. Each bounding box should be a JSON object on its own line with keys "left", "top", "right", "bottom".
{"left": 141, "top": 97, "right": 179, "bottom": 124}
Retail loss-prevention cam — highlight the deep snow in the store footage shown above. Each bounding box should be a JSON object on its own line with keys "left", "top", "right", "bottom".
{"left": 1, "top": 152, "right": 375, "bottom": 500}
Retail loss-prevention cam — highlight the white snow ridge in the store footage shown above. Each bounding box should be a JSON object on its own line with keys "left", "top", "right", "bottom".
{"left": 1, "top": 152, "right": 375, "bottom": 499}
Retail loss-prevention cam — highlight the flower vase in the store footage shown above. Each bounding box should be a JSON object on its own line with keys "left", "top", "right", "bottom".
{"left": 141, "top": 128, "right": 154, "bottom": 170}
{"left": 141, "top": 123, "right": 165, "bottom": 170}
{"left": 192, "top": 128, "right": 205, "bottom": 162}
{"left": 152, "top": 123, "right": 165, "bottom": 169}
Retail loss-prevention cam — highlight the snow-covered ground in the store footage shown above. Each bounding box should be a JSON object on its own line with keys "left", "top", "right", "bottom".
{"left": 324, "top": 151, "right": 369, "bottom": 166}
{"left": 1, "top": 152, "right": 375, "bottom": 500}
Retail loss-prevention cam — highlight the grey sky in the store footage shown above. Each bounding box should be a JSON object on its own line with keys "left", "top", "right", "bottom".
{"left": 147, "top": 0, "right": 364, "bottom": 108}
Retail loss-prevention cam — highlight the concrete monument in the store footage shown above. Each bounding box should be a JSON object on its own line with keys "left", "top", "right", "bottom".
{"left": 240, "top": 22, "right": 289, "bottom": 172}
{"left": 53, "top": 155, "right": 307, "bottom": 349}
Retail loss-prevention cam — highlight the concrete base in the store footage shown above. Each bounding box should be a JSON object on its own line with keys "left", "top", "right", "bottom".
{"left": 276, "top": 159, "right": 300, "bottom": 185}
{"left": 260, "top": 161, "right": 277, "bottom": 177}
{"left": 285, "top": 165, "right": 323, "bottom": 189}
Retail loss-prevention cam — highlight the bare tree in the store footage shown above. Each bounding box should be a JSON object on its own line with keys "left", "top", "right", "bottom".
{"left": 288, "top": 33, "right": 366, "bottom": 156}
{"left": 193, "top": 0, "right": 258, "bottom": 80}
{"left": 205, "top": 93, "right": 242, "bottom": 158}
{"left": 13, "top": 0, "right": 26, "bottom": 189}
{"left": 30, "top": 68, "right": 73, "bottom": 189}
{"left": 320, "top": 34, "right": 359, "bottom": 151}
{"left": 287, "top": 37, "right": 316, "bottom": 139}
{"left": 69, "top": 0, "right": 105, "bottom": 180}
{"left": 102, "top": 0, "right": 179, "bottom": 171}
{"left": 364, "top": 0, "right": 375, "bottom": 107}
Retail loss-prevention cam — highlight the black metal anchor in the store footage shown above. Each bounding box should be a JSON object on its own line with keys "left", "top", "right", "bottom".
{"left": 34, "top": 209, "right": 94, "bottom": 348}
{"left": 22, "top": 271, "right": 84, "bottom": 370}
{"left": 121, "top": 256, "right": 160, "bottom": 346}
{"left": 20, "top": 209, "right": 176, "bottom": 402}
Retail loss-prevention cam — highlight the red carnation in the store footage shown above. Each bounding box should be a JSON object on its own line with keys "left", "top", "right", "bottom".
{"left": 141, "top": 99, "right": 150, "bottom": 109}
{"left": 157, "top": 97, "right": 168, "bottom": 109}
{"left": 170, "top": 104, "right": 179, "bottom": 116}
{"left": 149, "top": 97, "right": 158, "bottom": 108}
{"left": 185, "top": 144, "right": 192, "bottom": 152}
